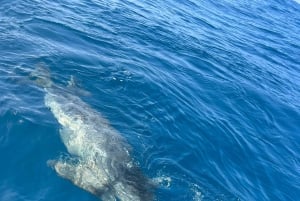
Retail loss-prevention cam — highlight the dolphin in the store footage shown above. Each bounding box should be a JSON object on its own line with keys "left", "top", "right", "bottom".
{"left": 31, "top": 66, "right": 154, "bottom": 201}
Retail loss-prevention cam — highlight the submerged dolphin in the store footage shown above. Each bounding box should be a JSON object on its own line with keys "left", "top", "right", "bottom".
{"left": 31, "top": 66, "right": 153, "bottom": 201}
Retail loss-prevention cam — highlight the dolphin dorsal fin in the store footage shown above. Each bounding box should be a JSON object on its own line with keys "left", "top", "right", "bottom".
{"left": 66, "top": 75, "right": 91, "bottom": 96}
{"left": 67, "top": 75, "right": 76, "bottom": 88}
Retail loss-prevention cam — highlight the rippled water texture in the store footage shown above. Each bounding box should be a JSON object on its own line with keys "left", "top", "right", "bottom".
{"left": 1, "top": 0, "right": 300, "bottom": 200}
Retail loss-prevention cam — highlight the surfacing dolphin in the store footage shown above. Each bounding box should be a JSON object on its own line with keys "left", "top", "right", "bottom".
{"left": 31, "top": 66, "right": 154, "bottom": 201}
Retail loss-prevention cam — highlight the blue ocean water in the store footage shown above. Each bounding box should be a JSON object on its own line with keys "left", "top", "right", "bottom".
{"left": 1, "top": 0, "right": 300, "bottom": 200}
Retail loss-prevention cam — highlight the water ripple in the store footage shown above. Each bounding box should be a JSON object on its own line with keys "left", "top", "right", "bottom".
{"left": 1, "top": 0, "right": 300, "bottom": 200}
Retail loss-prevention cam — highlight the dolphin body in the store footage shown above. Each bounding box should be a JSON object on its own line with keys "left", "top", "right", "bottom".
{"left": 31, "top": 66, "right": 153, "bottom": 201}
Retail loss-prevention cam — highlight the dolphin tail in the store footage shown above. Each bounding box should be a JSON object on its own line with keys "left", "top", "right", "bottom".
{"left": 30, "top": 63, "right": 52, "bottom": 88}
{"left": 114, "top": 165, "right": 155, "bottom": 201}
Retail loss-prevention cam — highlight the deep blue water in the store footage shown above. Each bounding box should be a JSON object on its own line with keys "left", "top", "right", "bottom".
{"left": 1, "top": 0, "right": 300, "bottom": 200}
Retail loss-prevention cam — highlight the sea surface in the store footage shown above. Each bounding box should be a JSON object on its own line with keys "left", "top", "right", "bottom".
{"left": 1, "top": 0, "right": 300, "bottom": 200}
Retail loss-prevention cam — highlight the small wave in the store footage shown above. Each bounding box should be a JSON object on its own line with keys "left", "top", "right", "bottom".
{"left": 0, "top": 187, "right": 21, "bottom": 201}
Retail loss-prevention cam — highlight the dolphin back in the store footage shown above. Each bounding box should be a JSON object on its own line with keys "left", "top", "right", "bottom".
{"left": 42, "top": 66, "right": 155, "bottom": 201}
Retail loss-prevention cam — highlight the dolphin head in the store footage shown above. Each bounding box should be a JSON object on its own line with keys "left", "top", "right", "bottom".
{"left": 30, "top": 63, "right": 52, "bottom": 88}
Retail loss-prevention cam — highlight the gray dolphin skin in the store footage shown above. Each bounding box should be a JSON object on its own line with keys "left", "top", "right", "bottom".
{"left": 31, "top": 66, "right": 153, "bottom": 201}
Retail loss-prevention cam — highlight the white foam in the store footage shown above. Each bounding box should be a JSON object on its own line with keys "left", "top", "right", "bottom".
{"left": 190, "top": 183, "right": 203, "bottom": 201}
{"left": 294, "top": 0, "right": 300, "bottom": 4}
{"left": 152, "top": 176, "right": 172, "bottom": 188}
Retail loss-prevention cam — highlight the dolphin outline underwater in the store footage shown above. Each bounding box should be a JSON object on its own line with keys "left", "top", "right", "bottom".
{"left": 31, "top": 66, "right": 154, "bottom": 201}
